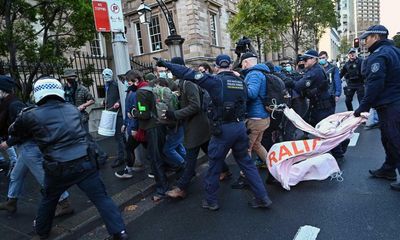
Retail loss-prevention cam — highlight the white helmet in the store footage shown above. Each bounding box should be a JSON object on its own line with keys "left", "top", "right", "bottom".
{"left": 102, "top": 68, "right": 113, "bottom": 81}
{"left": 33, "top": 77, "right": 65, "bottom": 104}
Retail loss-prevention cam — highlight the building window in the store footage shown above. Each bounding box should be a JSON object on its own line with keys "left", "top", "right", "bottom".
{"left": 90, "top": 33, "right": 102, "bottom": 56}
{"left": 148, "top": 16, "right": 163, "bottom": 52}
{"left": 209, "top": 12, "right": 219, "bottom": 46}
{"left": 135, "top": 22, "right": 144, "bottom": 55}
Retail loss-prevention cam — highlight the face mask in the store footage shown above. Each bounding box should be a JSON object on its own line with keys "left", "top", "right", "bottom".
{"left": 167, "top": 72, "right": 173, "bottom": 79}
{"left": 298, "top": 64, "right": 305, "bottom": 70}
{"left": 0, "top": 90, "right": 7, "bottom": 101}
{"left": 284, "top": 66, "right": 292, "bottom": 72}
{"left": 159, "top": 72, "right": 167, "bottom": 79}
{"left": 123, "top": 80, "right": 129, "bottom": 90}
{"left": 319, "top": 59, "right": 327, "bottom": 65}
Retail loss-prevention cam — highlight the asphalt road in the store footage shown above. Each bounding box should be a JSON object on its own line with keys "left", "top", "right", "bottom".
{"left": 82, "top": 98, "right": 400, "bottom": 240}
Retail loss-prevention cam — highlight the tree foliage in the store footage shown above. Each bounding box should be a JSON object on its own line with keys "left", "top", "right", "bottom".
{"left": 228, "top": 0, "right": 292, "bottom": 53}
{"left": 394, "top": 34, "right": 400, "bottom": 48}
{"left": 0, "top": 0, "right": 96, "bottom": 100}
{"left": 282, "top": 0, "right": 337, "bottom": 56}
{"left": 339, "top": 37, "right": 352, "bottom": 57}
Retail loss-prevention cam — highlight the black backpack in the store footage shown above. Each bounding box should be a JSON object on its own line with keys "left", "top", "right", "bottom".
{"left": 253, "top": 70, "right": 288, "bottom": 111}
{"left": 179, "top": 80, "right": 211, "bottom": 113}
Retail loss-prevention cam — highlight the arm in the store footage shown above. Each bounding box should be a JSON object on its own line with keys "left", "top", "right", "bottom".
{"left": 79, "top": 88, "right": 95, "bottom": 111}
{"left": 174, "top": 81, "right": 201, "bottom": 120}
{"left": 245, "top": 71, "right": 263, "bottom": 100}
{"left": 162, "top": 61, "right": 220, "bottom": 93}
{"left": 334, "top": 67, "right": 342, "bottom": 97}
{"left": 7, "top": 111, "right": 32, "bottom": 147}
{"left": 293, "top": 71, "right": 314, "bottom": 92}
{"left": 357, "top": 56, "right": 386, "bottom": 113}
{"left": 340, "top": 64, "right": 347, "bottom": 79}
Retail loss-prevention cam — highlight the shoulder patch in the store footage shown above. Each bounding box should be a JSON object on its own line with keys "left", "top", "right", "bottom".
{"left": 194, "top": 72, "right": 204, "bottom": 80}
{"left": 371, "top": 63, "right": 380, "bottom": 73}
{"left": 305, "top": 80, "right": 311, "bottom": 87}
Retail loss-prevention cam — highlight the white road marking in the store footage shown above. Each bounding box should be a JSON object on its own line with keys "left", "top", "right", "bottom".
{"left": 293, "top": 225, "right": 320, "bottom": 240}
{"left": 348, "top": 132, "right": 360, "bottom": 147}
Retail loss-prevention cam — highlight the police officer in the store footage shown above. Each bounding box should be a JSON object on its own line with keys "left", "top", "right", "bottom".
{"left": 285, "top": 50, "right": 334, "bottom": 127}
{"left": 6, "top": 77, "right": 127, "bottom": 239}
{"left": 155, "top": 55, "right": 272, "bottom": 210}
{"left": 340, "top": 48, "right": 365, "bottom": 111}
{"left": 354, "top": 25, "right": 400, "bottom": 190}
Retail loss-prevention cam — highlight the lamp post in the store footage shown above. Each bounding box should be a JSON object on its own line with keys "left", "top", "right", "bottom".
{"left": 137, "top": 0, "right": 185, "bottom": 60}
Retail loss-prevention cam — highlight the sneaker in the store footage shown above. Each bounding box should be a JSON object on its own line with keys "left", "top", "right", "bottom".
{"left": 147, "top": 172, "right": 155, "bottom": 179}
{"left": 54, "top": 198, "right": 74, "bottom": 217}
{"left": 166, "top": 187, "right": 187, "bottom": 199}
{"left": 201, "top": 200, "right": 219, "bottom": 211}
{"left": 390, "top": 182, "right": 400, "bottom": 191}
{"left": 115, "top": 168, "right": 134, "bottom": 179}
{"left": 106, "top": 230, "right": 129, "bottom": 240}
{"left": 248, "top": 197, "right": 272, "bottom": 209}
{"left": 369, "top": 168, "right": 396, "bottom": 181}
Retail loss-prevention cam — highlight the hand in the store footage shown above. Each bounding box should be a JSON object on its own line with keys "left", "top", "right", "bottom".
{"left": 335, "top": 96, "right": 340, "bottom": 102}
{"left": 0, "top": 141, "right": 9, "bottom": 150}
{"left": 131, "top": 130, "right": 138, "bottom": 137}
{"left": 162, "top": 110, "right": 176, "bottom": 120}
{"left": 153, "top": 57, "right": 167, "bottom": 68}
{"left": 127, "top": 112, "right": 133, "bottom": 119}
{"left": 113, "top": 102, "right": 120, "bottom": 109}
{"left": 78, "top": 105, "right": 86, "bottom": 111}
{"left": 353, "top": 108, "right": 362, "bottom": 117}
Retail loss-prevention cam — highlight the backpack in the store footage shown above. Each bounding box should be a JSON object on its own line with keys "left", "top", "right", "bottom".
{"left": 179, "top": 80, "right": 211, "bottom": 113}
{"left": 255, "top": 70, "right": 288, "bottom": 111}
{"left": 142, "top": 86, "right": 179, "bottom": 124}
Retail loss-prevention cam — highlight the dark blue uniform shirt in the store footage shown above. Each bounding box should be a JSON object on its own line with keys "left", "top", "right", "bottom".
{"left": 357, "top": 39, "right": 400, "bottom": 112}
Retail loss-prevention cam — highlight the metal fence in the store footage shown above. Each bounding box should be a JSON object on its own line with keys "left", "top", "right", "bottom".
{"left": 0, "top": 54, "right": 155, "bottom": 100}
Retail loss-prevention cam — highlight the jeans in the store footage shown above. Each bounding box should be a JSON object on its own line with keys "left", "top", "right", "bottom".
{"left": 147, "top": 126, "right": 169, "bottom": 195}
{"left": 8, "top": 141, "right": 69, "bottom": 201}
{"left": 35, "top": 159, "right": 125, "bottom": 236}
{"left": 115, "top": 116, "right": 125, "bottom": 161}
{"left": 0, "top": 146, "right": 18, "bottom": 165}
{"left": 163, "top": 126, "right": 186, "bottom": 167}
{"left": 205, "top": 122, "right": 269, "bottom": 205}
{"left": 177, "top": 141, "right": 209, "bottom": 190}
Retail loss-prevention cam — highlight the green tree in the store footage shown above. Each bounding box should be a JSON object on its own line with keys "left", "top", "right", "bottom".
{"left": 281, "top": 0, "right": 337, "bottom": 56}
{"left": 394, "top": 34, "right": 400, "bottom": 48}
{"left": 339, "top": 37, "right": 352, "bottom": 57}
{"left": 228, "top": 0, "right": 292, "bottom": 56}
{"left": 0, "top": 0, "right": 95, "bottom": 100}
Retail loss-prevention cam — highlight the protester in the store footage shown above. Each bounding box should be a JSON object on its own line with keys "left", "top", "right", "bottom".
{"left": 115, "top": 70, "right": 148, "bottom": 179}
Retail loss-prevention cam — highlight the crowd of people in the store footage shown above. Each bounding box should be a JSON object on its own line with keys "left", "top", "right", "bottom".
{"left": 0, "top": 24, "right": 399, "bottom": 239}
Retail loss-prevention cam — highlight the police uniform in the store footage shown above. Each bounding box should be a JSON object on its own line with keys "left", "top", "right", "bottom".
{"left": 354, "top": 25, "right": 400, "bottom": 189}
{"left": 8, "top": 78, "right": 127, "bottom": 239}
{"left": 290, "top": 50, "right": 335, "bottom": 126}
{"left": 156, "top": 55, "right": 271, "bottom": 209}
{"left": 340, "top": 49, "right": 365, "bottom": 111}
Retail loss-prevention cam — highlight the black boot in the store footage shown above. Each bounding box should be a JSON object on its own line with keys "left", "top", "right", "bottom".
{"left": 0, "top": 198, "right": 17, "bottom": 213}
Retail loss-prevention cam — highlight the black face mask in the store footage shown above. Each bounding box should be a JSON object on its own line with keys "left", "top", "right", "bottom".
{"left": 298, "top": 64, "right": 305, "bottom": 70}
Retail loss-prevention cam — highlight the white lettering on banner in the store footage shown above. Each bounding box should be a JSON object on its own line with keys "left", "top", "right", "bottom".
{"left": 107, "top": 0, "right": 124, "bottom": 32}
{"left": 267, "top": 138, "right": 321, "bottom": 167}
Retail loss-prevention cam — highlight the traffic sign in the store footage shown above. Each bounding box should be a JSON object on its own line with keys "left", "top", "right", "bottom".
{"left": 92, "top": 1, "right": 111, "bottom": 32}
{"left": 108, "top": 0, "right": 125, "bottom": 32}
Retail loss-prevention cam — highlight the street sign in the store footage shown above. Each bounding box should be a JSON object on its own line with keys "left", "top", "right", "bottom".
{"left": 107, "top": 0, "right": 125, "bottom": 32}
{"left": 92, "top": 1, "right": 110, "bottom": 32}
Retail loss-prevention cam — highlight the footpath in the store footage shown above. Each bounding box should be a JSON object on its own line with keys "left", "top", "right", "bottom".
{"left": 0, "top": 136, "right": 200, "bottom": 240}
